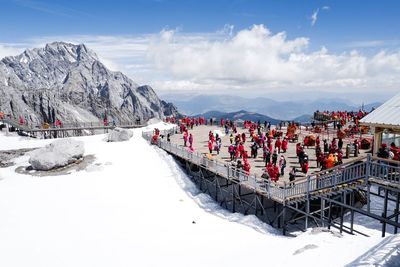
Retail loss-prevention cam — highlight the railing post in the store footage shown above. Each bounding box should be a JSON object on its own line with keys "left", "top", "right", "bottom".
{"left": 305, "top": 175, "right": 310, "bottom": 230}
{"left": 366, "top": 153, "right": 371, "bottom": 182}
{"left": 366, "top": 153, "right": 371, "bottom": 212}
{"left": 333, "top": 169, "right": 338, "bottom": 188}
{"left": 283, "top": 181, "right": 287, "bottom": 202}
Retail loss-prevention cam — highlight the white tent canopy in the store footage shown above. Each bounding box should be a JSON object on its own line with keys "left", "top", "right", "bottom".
{"left": 360, "top": 92, "right": 400, "bottom": 129}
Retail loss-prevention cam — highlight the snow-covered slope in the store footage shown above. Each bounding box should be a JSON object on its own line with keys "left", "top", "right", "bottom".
{"left": 0, "top": 42, "right": 178, "bottom": 124}
{"left": 0, "top": 125, "right": 397, "bottom": 267}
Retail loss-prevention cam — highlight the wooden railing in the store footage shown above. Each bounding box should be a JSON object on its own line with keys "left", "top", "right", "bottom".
{"left": 0, "top": 118, "right": 146, "bottom": 132}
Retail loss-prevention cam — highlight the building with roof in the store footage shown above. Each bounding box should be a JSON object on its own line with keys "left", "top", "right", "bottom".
{"left": 360, "top": 92, "right": 400, "bottom": 155}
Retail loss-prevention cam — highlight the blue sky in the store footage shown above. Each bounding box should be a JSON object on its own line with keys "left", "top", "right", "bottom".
{"left": 0, "top": 0, "right": 399, "bottom": 101}
{"left": 1, "top": 0, "right": 399, "bottom": 50}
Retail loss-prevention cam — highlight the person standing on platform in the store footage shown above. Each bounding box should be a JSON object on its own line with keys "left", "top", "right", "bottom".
{"left": 338, "top": 138, "right": 343, "bottom": 150}
{"left": 279, "top": 155, "right": 286, "bottom": 176}
{"left": 228, "top": 144, "right": 235, "bottom": 161}
{"left": 281, "top": 137, "right": 288, "bottom": 153}
{"left": 323, "top": 139, "right": 329, "bottom": 154}
{"left": 243, "top": 159, "right": 251, "bottom": 176}
{"left": 275, "top": 137, "right": 282, "bottom": 154}
{"left": 189, "top": 133, "right": 193, "bottom": 148}
{"left": 208, "top": 140, "right": 213, "bottom": 154}
{"left": 272, "top": 150, "right": 278, "bottom": 166}
{"left": 265, "top": 147, "right": 271, "bottom": 166}
{"left": 289, "top": 167, "right": 296, "bottom": 186}
{"left": 183, "top": 132, "right": 188, "bottom": 147}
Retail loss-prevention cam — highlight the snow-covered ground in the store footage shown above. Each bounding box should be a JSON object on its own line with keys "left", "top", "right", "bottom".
{"left": 0, "top": 122, "right": 398, "bottom": 267}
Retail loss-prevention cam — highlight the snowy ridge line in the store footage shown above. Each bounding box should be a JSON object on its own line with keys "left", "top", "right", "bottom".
{"left": 142, "top": 130, "right": 400, "bottom": 205}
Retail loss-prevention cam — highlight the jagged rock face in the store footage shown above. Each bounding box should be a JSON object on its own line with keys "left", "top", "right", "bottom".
{"left": 0, "top": 42, "right": 178, "bottom": 124}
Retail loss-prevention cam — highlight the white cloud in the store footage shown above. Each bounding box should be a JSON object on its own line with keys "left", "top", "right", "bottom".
{"left": 148, "top": 25, "right": 400, "bottom": 94}
{"left": 345, "top": 40, "right": 386, "bottom": 48}
{"left": 311, "top": 9, "right": 319, "bottom": 26}
{"left": 0, "top": 25, "right": 399, "bottom": 98}
{"left": 0, "top": 43, "right": 26, "bottom": 59}
{"left": 322, "top": 6, "right": 330, "bottom": 11}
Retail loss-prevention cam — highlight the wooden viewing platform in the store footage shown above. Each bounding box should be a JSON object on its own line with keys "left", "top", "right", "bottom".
{"left": 167, "top": 124, "right": 369, "bottom": 182}
{"left": 143, "top": 126, "right": 400, "bottom": 236}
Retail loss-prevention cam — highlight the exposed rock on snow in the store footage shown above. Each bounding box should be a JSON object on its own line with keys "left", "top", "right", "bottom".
{"left": 29, "top": 139, "right": 84, "bottom": 170}
{"left": 17, "top": 155, "right": 95, "bottom": 176}
{"left": 0, "top": 42, "right": 179, "bottom": 125}
{"left": 106, "top": 127, "right": 133, "bottom": 142}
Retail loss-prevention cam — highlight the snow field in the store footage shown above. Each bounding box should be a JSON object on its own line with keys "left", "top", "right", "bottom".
{"left": 0, "top": 122, "right": 397, "bottom": 266}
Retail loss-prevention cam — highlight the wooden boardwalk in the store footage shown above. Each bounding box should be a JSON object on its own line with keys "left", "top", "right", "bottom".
{"left": 0, "top": 118, "right": 146, "bottom": 137}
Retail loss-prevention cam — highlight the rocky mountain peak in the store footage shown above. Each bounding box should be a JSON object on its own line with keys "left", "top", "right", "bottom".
{"left": 0, "top": 42, "right": 178, "bottom": 125}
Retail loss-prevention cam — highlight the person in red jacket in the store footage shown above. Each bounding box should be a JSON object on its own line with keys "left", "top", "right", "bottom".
{"left": 275, "top": 137, "right": 282, "bottom": 154}
{"left": 243, "top": 159, "right": 250, "bottom": 175}
{"left": 242, "top": 150, "right": 248, "bottom": 160}
{"left": 183, "top": 132, "right": 188, "bottom": 147}
{"left": 273, "top": 165, "right": 280, "bottom": 181}
{"left": 266, "top": 162, "right": 273, "bottom": 178}
{"left": 188, "top": 133, "right": 193, "bottom": 148}
{"left": 238, "top": 142, "right": 244, "bottom": 158}
{"left": 281, "top": 137, "right": 288, "bottom": 153}
{"left": 208, "top": 140, "right": 213, "bottom": 154}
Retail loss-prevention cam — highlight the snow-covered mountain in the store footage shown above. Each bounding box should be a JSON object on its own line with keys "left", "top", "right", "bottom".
{"left": 0, "top": 42, "right": 178, "bottom": 124}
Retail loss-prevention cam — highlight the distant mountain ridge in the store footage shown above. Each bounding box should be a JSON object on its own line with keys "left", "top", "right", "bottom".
{"left": 195, "top": 110, "right": 281, "bottom": 124}
{"left": 162, "top": 94, "right": 381, "bottom": 120}
{"left": 0, "top": 42, "right": 178, "bottom": 124}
